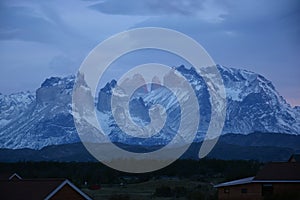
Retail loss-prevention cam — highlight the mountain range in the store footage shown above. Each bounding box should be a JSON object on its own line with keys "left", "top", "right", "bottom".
{"left": 0, "top": 64, "right": 299, "bottom": 161}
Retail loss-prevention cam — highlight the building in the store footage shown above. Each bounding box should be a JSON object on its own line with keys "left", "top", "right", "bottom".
{"left": 0, "top": 173, "right": 92, "bottom": 200}
{"left": 0, "top": 172, "right": 22, "bottom": 181}
{"left": 288, "top": 153, "right": 300, "bottom": 163}
{"left": 214, "top": 156, "right": 300, "bottom": 200}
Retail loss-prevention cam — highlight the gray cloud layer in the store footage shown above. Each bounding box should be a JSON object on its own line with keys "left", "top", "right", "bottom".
{"left": 0, "top": 0, "right": 299, "bottom": 105}
{"left": 90, "top": 0, "right": 205, "bottom": 16}
{"left": 89, "top": 0, "right": 300, "bottom": 105}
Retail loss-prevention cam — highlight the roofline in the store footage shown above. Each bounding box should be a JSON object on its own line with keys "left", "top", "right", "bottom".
{"left": 5, "top": 178, "right": 66, "bottom": 181}
{"left": 8, "top": 173, "right": 22, "bottom": 180}
{"left": 44, "top": 179, "right": 92, "bottom": 200}
{"left": 253, "top": 180, "right": 300, "bottom": 183}
{"left": 214, "top": 177, "right": 254, "bottom": 188}
{"left": 215, "top": 179, "right": 300, "bottom": 188}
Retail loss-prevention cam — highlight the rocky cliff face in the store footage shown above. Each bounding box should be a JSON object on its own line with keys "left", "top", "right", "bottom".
{"left": 97, "top": 65, "right": 300, "bottom": 146}
{"left": 0, "top": 76, "right": 78, "bottom": 149}
{"left": 0, "top": 65, "right": 299, "bottom": 149}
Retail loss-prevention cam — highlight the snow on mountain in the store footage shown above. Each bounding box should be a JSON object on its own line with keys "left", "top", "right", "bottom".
{"left": 0, "top": 65, "right": 299, "bottom": 149}
{"left": 214, "top": 66, "right": 300, "bottom": 134}
{"left": 0, "top": 76, "right": 79, "bottom": 149}
{"left": 97, "top": 65, "right": 300, "bottom": 146}
{"left": 0, "top": 91, "right": 35, "bottom": 129}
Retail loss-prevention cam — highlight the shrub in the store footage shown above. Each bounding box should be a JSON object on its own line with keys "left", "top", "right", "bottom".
{"left": 108, "top": 194, "right": 130, "bottom": 200}
{"left": 155, "top": 185, "right": 172, "bottom": 197}
{"left": 174, "top": 186, "right": 187, "bottom": 197}
{"left": 188, "top": 189, "right": 205, "bottom": 200}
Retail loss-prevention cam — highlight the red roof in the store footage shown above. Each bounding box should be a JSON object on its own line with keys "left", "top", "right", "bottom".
{"left": 254, "top": 162, "right": 300, "bottom": 181}
{"left": 0, "top": 179, "right": 65, "bottom": 200}
{"left": 215, "top": 162, "right": 300, "bottom": 188}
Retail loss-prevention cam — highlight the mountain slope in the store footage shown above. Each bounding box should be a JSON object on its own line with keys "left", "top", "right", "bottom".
{"left": 98, "top": 65, "right": 300, "bottom": 146}
{"left": 0, "top": 65, "right": 299, "bottom": 149}
{"left": 0, "top": 76, "right": 79, "bottom": 149}
{"left": 0, "top": 91, "right": 35, "bottom": 128}
{"left": 0, "top": 133, "right": 298, "bottom": 162}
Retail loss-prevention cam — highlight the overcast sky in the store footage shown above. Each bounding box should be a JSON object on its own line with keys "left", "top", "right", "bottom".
{"left": 0, "top": 0, "right": 299, "bottom": 106}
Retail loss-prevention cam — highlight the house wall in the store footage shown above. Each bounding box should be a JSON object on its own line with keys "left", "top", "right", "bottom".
{"left": 218, "top": 183, "right": 262, "bottom": 200}
{"left": 272, "top": 183, "right": 300, "bottom": 198}
{"left": 218, "top": 183, "right": 300, "bottom": 200}
{"left": 50, "top": 185, "right": 86, "bottom": 200}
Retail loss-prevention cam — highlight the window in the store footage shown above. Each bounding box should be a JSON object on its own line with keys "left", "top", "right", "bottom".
{"left": 262, "top": 184, "right": 273, "bottom": 196}
{"left": 241, "top": 188, "right": 248, "bottom": 193}
{"left": 224, "top": 188, "right": 230, "bottom": 193}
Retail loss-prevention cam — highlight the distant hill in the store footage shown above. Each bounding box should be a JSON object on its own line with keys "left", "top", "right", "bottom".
{"left": 0, "top": 132, "right": 298, "bottom": 162}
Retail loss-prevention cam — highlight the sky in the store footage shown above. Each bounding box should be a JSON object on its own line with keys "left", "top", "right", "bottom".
{"left": 0, "top": 0, "right": 299, "bottom": 106}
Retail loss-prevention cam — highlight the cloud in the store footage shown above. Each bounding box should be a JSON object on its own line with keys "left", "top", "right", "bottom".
{"left": 0, "top": 0, "right": 148, "bottom": 94}
{"left": 0, "top": 0, "right": 299, "bottom": 105}
{"left": 49, "top": 55, "right": 78, "bottom": 74}
{"left": 89, "top": 0, "right": 204, "bottom": 16}
{"left": 89, "top": 0, "right": 300, "bottom": 26}
{"left": 0, "top": 1, "right": 83, "bottom": 47}
{"left": 124, "top": 0, "right": 300, "bottom": 106}
{"left": 89, "top": 0, "right": 228, "bottom": 23}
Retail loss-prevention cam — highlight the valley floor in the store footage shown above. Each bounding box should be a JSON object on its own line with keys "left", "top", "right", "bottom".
{"left": 83, "top": 178, "right": 218, "bottom": 200}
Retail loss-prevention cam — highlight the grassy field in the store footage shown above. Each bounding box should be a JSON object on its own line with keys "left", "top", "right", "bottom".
{"left": 83, "top": 178, "right": 219, "bottom": 200}
{"left": 0, "top": 159, "right": 261, "bottom": 199}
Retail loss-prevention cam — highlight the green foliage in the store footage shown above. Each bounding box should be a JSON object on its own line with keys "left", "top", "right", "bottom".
{"left": 174, "top": 186, "right": 187, "bottom": 198}
{"left": 0, "top": 158, "right": 261, "bottom": 187}
{"left": 188, "top": 189, "right": 205, "bottom": 200}
{"left": 108, "top": 194, "right": 130, "bottom": 200}
{"left": 155, "top": 185, "right": 172, "bottom": 197}
{"left": 0, "top": 159, "right": 262, "bottom": 200}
